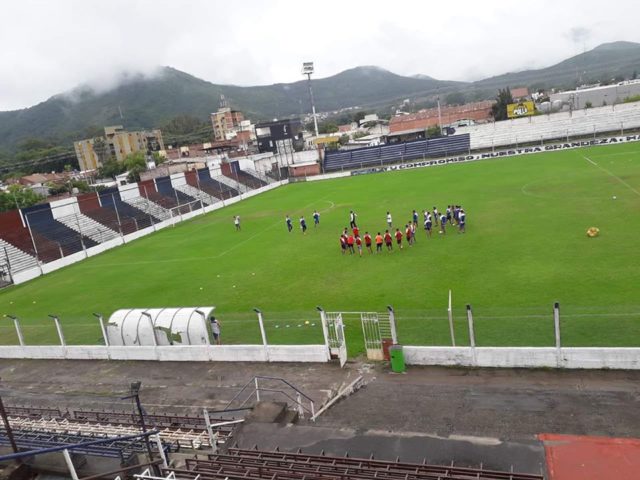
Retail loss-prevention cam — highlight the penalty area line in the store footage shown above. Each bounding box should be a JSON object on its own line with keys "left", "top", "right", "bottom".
{"left": 583, "top": 155, "right": 640, "bottom": 197}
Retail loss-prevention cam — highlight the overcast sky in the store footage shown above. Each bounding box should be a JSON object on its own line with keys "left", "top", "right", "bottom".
{"left": 1, "top": 0, "right": 639, "bottom": 111}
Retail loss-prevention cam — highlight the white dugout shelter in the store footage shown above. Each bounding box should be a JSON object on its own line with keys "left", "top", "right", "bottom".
{"left": 106, "top": 307, "right": 214, "bottom": 346}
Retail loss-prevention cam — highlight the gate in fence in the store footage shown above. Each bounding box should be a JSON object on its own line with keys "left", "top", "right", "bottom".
{"left": 320, "top": 308, "right": 397, "bottom": 363}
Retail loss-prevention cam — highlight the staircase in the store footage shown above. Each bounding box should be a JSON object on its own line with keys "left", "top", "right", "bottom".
{"left": 175, "top": 184, "right": 217, "bottom": 205}
{"left": 0, "top": 238, "right": 39, "bottom": 274}
{"left": 123, "top": 196, "right": 171, "bottom": 221}
{"left": 56, "top": 213, "right": 120, "bottom": 244}
{"left": 243, "top": 168, "right": 272, "bottom": 184}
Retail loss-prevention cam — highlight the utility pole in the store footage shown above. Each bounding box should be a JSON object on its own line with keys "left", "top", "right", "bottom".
{"left": 121, "top": 382, "right": 157, "bottom": 474}
{"left": 302, "top": 62, "right": 319, "bottom": 137}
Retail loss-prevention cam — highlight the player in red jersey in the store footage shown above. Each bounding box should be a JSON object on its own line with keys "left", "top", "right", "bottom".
{"left": 363, "top": 232, "right": 373, "bottom": 254}
{"left": 353, "top": 226, "right": 360, "bottom": 238}
{"left": 355, "top": 235, "right": 363, "bottom": 256}
{"left": 347, "top": 234, "right": 355, "bottom": 254}
{"left": 395, "top": 228, "right": 403, "bottom": 249}
{"left": 384, "top": 230, "right": 393, "bottom": 251}
{"left": 405, "top": 224, "right": 412, "bottom": 246}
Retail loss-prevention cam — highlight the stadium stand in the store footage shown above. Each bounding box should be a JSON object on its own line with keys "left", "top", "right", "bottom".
{"left": 0, "top": 429, "right": 167, "bottom": 462}
{"left": 242, "top": 168, "right": 273, "bottom": 185}
{"left": 175, "top": 183, "right": 217, "bottom": 205}
{"left": 123, "top": 195, "right": 171, "bottom": 222}
{"left": 458, "top": 102, "right": 640, "bottom": 150}
{"left": 55, "top": 212, "right": 120, "bottom": 244}
{"left": 216, "top": 171, "right": 249, "bottom": 194}
{"left": 23, "top": 204, "right": 98, "bottom": 256}
{"left": 193, "top": 169, "right": 240, "bottom": 200}
{"left": 98, "top": 189, "right": 156, "bottom": 230}
{"left": 0, "top": 238, "right": 38, "bottom": 274}
{"left": 156, "top": 177, "right": 198, "bottom": 206}
{"left": 323, "top": 135, "right": 471, "bottom": 172}
{"left": 78, "top": 192, "right": 137, "bottom": 235}
{"left": 0, "top": 210, "right": 41, "bottom": 273}
{"left": 162, "top": 448, "right": 542, "bottom": 480}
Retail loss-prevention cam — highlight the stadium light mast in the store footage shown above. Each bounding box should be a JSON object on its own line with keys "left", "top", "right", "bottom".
{"left": 302, "top": 62, "right": 319, "bottom": 137}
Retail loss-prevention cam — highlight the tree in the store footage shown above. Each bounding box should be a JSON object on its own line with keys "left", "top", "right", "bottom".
{"left": 162, "top": 115, "right": 207, "bottom": 135}
{"left": 98, "top": 159, "right": 126, "bottom": 179}
{"left": 353, "top": 111, "right": 367, "bottom": 124}
{"left": 124, "top": 151, "right": 148, "bottom": 182}
{"left": 0, "top": 184, "right": 43, "bottom": 212}
{"left": 339, "top": 134, "right": 350, "bottom": 145}
{"left": 318, "top": 122, "right": 339, "bottom": 134}
{"left": 585, "top": 101, "right": 593, "bottom": 109}
{"left": 490, "top": 87, "right": 514, "bottom": 121}
{"left": 426, "top": 125, "right": 442, "bottom": 139}
{"left": 152, "top": 151, "right": 166, "bottom": 165}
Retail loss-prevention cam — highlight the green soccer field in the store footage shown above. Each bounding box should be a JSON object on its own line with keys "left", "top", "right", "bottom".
{"left": 1, "top": 143, "right": 639, "bottom": 355}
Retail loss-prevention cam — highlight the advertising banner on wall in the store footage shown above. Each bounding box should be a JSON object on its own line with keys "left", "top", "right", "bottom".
{"left": 507, "top": 101, "right": 536, "bottom": 118}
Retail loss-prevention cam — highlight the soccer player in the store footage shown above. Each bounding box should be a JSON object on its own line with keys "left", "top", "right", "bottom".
{"left": 386, "top": 211, "right": 393, "bottom": 229}
{"left": 209, "top": 315, "right": 222, "bottom": 345}
{"left": 340, "top": 234, "right": 347, "bottom": 254}
{"left": 446, "top": 205, "right": 453, "bottom": 225}
{"left": 356, "top": 235, "right": 363, "bottom": 256}
{"left": 375, "top": 232, "right": 383, "bottom": 253}
{"left": 364, "top": 232, "right": 373, "bottom": 254}
{"left": 353, "top": 225, "right": 360, "bottom": 238}
{"left": 234, "top": 215, "right": 241, "bottom": 231}
{"left": 433, "top": 207, "right": 439, "bottom": 226}
{"left": 439, "top": 213, "right": 447, "bottom": 235}
{"left": 347, "top": 233, "right": 355, "bottom": 254}
{"left": 412, "top": 210, "right": 419, "bottom": 226}
{"left": 395, "top": 228, "right": 403, "bottom": 249}
{"left": 300, "top": 216, "right": 307, "bottom": 234}
{"left": 405, "top": 224, "right": 412, "bottom": 246}
{"left": 285, "top": 215, "right": 293, "bottom": 232}
{"left": 410, "top": 222, "right": 417, "bottom": 244}
{"left": 349, "top": 210, "right": 357, "bottom": 228}
{"left": 313, "top": 210, "right": 320, "bottom": 227}
{"left": 424, "top": 211, "right": 432, "bottom": 237}
{"left": 454, "top": 205, "right": 461, "bottom": 225}
{"left": 384, "top": 230, "right": 393, "bottom": 251}
{"left": 459, "top": 209, "right": 466, "bottom": 233}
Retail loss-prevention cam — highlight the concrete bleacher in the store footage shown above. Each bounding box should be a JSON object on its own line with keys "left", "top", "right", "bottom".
{"left": 458, "top": 102, "right": 640, "bottom": 150}
{"left": 165, "top": 448, "right": 542, "bottom": 480}
{"left": 98, "top": 191, "right": 155, "bottom": 230}
{"left": 175, "top": 183, "right": 217, "bottom": 205}
{"left": 324, "top": 135, "right": 471, "bottom": 172}
{"left": 23, "top": 205, "right": 98, "bottom": 256}
{"left": 56, "top": 212, "right": 120, "bottom": 244}
{"left": 123, "top": 196, "right": 171, "bottom": 222}
{"left": 215, "top": 174, "right": 248, "bottom": 194}
{"left": 0, "top": 238, "right": 39, "bottom": 274}
{"left": 196, "top": 169, "right": 240, "bottom": 200}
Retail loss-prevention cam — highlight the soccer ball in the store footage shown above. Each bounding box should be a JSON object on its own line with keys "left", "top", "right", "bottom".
{"left": 305, "top": 320, "right": 310, "bottom": 325}
{"left": 612, "top": 196, "right": 617, "bottom": 200}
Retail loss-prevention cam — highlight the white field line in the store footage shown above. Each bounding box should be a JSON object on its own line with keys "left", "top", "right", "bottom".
{"left": 583, "top": 155, "right": 640, "bottom": 196}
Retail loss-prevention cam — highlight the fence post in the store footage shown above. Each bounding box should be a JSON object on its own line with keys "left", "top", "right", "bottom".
{"left": 448, "top": 290, "right": 456, "bottom": 347}
{"left": 7, "top": 315, "right": 25, "bottom": 346}
{"left": 254, "top": 308, "right": 269, "bottom": 360}
{"left": 49, "top": 315, "right": 65, "bottom": 347}
{"left": 554, "top": 302, "right": 562, "bottom": 367}
{"left": 153, "top": 434, "right": 168, "bottom": 468}
{"left": 24, "top": 213, "right": 42, "bottom": 266}
{"left": 316, "top": 306, "right": 330, "bottom": 349}
{"left": 111, "top": 194, "right": 124, "bottom": 236}
{"left": 466, "top": 305, "right": 476, "bottom": 365}
{"left": 254, "top": 377, "right": 261, "bottom": 402}
{"left": 387, "top": 305, "right": 398, "bottom": 345}
{"left": 93, "top": 313, "right": 109, "bottom": 347}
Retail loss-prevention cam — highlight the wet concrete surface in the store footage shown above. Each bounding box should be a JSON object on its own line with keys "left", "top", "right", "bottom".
{"left": 314, "top": 365, "right": 640, "bottom": 440}
{"left": 1, "top": 359, "right": 639, "bottom": 475}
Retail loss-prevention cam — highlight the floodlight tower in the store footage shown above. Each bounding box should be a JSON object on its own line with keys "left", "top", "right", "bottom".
{"left": 302, "top": 62, "right": 319, "bottom": 137}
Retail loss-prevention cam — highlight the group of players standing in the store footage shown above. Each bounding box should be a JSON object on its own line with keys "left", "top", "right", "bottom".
{"left": 339, "top": 206, "right": 466, "bottom": 256}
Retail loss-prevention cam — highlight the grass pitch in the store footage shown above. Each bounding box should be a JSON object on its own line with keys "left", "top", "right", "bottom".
{"left": 1, "top": 143, "right": 639, "bottom": 355}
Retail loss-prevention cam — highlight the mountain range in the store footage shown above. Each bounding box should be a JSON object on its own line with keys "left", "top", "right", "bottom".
{"left": 1, "top": 41, "right": 640, "bottom": 153}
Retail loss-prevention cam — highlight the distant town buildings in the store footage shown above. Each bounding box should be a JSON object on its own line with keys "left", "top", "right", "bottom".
{"left": 210, "top": 95, "right": 256, "bottom": 143}
{"left": 550, "top": 80, "right": 640, "bottom": 109}
{"left": 388, "top": 101, "right": 493, "bottom": 140}
{"left": 255, "top": 119, "right": 303, "bottom": 154}
{"left": 74, "top": 125, "right": 164, "bottom": 171}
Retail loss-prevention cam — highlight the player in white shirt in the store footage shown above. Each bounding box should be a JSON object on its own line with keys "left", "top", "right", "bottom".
{"left": 386, "top": 211, "right": 393, "bottom": 229}
{"left": 458, "top": 209, "right": 466, "bottom": 233}
{"left": 433, "top": 207, "right": 439, "bottom": 226}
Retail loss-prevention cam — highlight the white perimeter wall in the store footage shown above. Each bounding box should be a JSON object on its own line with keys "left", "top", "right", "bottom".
{"left": 170, "top": 172, "right": 187, "bottom": 188}
{"left": 403, "top": 346, "right": 640, "bottom": 370}
{"left": 0, "top": 344, "right": 330, "bottom": 363}
{"left": 118, "top": 183, "right": 141, "bottom": 200}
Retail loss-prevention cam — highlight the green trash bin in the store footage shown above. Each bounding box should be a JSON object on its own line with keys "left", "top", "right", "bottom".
{"left": 389, "top": 345, "right": 405, "bottom": 373}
